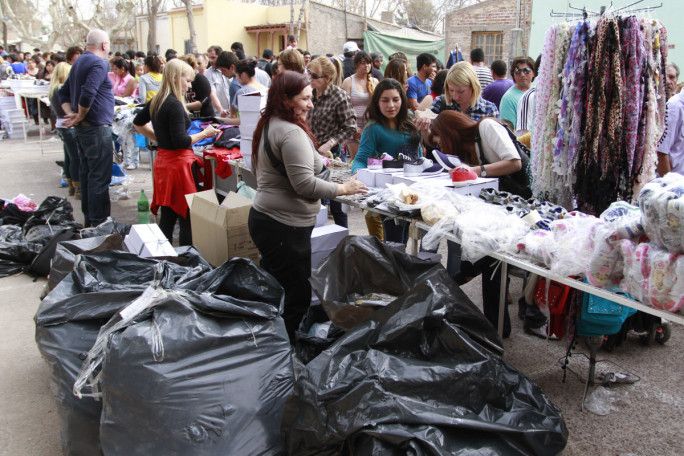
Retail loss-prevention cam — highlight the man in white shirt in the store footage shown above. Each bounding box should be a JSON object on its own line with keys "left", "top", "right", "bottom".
{"left": 657, "top": 87, "right": 684, "bottom": 176}
{"left": 204, "top": 45, "right": 232, "bottom": 115}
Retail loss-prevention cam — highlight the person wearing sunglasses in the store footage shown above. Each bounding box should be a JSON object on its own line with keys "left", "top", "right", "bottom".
{"left": 499, "top": 56, "right": 536, "bottom": 130}
{"left": 306, "top": 56, "right": 357, "bottom": 227}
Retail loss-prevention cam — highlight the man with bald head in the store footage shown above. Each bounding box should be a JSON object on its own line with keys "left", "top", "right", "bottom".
{"left": 59, "top": 29, "right": 115, "bottom": 227}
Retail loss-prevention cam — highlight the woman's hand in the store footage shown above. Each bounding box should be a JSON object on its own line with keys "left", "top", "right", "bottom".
{"left": 338, "top": 178, "right": 368, "bottom": 196}
{"left": 415, "top": 116, "right": 432, "bottom": 132}
{"left": 317, "top": 138, "right": 336, "bottom": 158}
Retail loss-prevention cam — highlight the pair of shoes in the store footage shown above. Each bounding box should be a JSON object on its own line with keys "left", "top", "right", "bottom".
{"left": 125, "top": 164, "right": 137, "bottom": 170}
{"left": 517, "top": 297, "right": 527, "bottom": 320}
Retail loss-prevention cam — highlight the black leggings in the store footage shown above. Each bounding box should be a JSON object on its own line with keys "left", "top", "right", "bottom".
{"left": 158, "top": 206, "right": 192, "bottom": 246}
{"left": 248, "top": 208, "right": 314, "bottom": 342}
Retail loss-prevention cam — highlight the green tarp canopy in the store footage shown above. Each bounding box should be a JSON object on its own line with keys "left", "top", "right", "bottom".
{"left": 363, "top": 30, "right": 445, "bottom": 72}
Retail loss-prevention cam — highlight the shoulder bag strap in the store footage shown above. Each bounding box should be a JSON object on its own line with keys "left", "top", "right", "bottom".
{"left": 262, "top": 122, "right": 288, "bottom": 177}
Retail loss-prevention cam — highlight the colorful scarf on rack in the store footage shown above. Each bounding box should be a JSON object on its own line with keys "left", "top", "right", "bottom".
{"left": 576, "top": 18, "right": 625, "bottom": 214}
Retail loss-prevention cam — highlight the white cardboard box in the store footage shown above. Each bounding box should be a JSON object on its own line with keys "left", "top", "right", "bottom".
{"left": 451, "top": 177, "right": 498, "bottom": 196}
{"left": 311, "top": 224, "right": 348, "bottom": 269}
{"left": 315, "top": 205, "right": 329, "bottom": 228}
{"left": 124, "top": 224, "right": 177, "bottom": 258}
{"left": 185, "top": 190, "right": 259, "bottom": 266}
{"left": 240, "top": 138, "right": 253, "bottom": 171}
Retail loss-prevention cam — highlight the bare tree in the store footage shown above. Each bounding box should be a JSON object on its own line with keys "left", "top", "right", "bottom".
{"left": 1, "top": 0, "right": 137, "bottom": 50}
{"left": 294, "top": 0, "right": 307, "bottom": 39}
{"left": 181, "top": 0, "right": 198, "bottom": 53}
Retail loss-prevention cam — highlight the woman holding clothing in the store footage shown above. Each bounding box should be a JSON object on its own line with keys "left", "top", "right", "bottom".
{"left": 133, "top": 59, "right": 219, "bottom": 246}
{"left": 341, "top": 51, "right": 378, "bottom": 159}
{"left": 306, "top": 56, "right": 357, "bottom": 227}
{"left": 351, "top": 78, "right": 421, "bottom": 243}
{"left": 429, "top": 110, "right": 524, "bottom": 337}
{"left": 249, "top": 70, "right": 366, "bottom": 342}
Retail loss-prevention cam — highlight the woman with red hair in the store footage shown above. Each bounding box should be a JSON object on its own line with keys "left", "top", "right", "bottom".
{"left": 249, "top": 70, "right": 367, "bottom": 341}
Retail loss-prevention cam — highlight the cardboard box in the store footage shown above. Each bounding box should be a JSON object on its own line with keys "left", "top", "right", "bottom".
{"left": 315, "top": 205, "right": 329, "bottom": 228}
{"left": 240, "top": 138, "right": 253, "bottom": 171}
{"left": 311, "top": 224, "right": 348, "bottom": 269}
{"left": 451, "top": 177, "right": 498, "bottom": 197}
{"left": 124, "top": 224, "right": 177, "bottom": 258}
{"left": 185, "top": 190, "right": 259, "bottom": 266}
{"left": 238, "top": 92, "right": 265, "bottom": 140}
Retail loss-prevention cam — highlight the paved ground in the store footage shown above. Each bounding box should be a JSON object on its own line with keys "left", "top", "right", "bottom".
{"left": 0, "top": 134, "right": 682, "bottom": 455}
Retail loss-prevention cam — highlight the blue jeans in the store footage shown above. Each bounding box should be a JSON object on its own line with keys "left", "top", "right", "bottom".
{"left": 57, "top": 128, "right": 81, "bottom": 182}
{"left": 75, "top": 125, "right": 113, "bottom": 226}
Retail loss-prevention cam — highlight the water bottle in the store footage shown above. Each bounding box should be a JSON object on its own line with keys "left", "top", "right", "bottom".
{"left": 137, "top": 189, "right": 150, "bottom": 224}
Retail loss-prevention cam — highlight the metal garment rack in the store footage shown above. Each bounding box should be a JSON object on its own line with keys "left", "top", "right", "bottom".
{"left": 550, "top": 0, "right": 662, "bottom": 18}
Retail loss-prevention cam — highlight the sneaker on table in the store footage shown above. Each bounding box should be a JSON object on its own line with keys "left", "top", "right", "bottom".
{"left": 449, "top": 166, "right": 478, "bottom": 186}
{"left": 432, "top": 149, "right": 462, "bottom": 170}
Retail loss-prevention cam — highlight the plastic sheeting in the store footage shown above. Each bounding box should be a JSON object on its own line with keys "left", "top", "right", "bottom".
{"left": 284, "top": 267, "right": 567, "bottom": 455}
{"left": 74, "top": 259, "right": 293, "bottom": 456}
{"left": 34, "top": 250, "right": 211, "bottom": 456}
{"left": 310, "top": 236, "right": 442, "bottom": 331}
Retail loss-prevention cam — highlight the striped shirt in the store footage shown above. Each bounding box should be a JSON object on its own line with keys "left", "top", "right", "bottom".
{"left": 473, "top": 65, "right": 493, "bottom": 89}
{"left": 516, "top": 87, "right": 537, "bottom": 134}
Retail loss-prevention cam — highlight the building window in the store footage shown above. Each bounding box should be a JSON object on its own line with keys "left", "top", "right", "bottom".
{"left": 471, "top": 31, "right": 503, "bottom": 64}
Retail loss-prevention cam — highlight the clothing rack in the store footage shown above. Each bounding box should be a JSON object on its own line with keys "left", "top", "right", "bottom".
{"left": 550, "top": 0, "right": 661, "bottom": 18}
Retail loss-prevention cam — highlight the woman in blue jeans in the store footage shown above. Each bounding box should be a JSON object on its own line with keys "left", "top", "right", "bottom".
{"left": 49, "top": 62, "right": 81, "bottom": 198}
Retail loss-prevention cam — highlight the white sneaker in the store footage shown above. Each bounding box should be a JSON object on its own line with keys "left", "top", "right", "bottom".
{"left": 125, "top": 164, "right": 137, "bottom": 170}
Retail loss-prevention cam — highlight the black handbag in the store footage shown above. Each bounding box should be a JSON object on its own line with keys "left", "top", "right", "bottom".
{"left": 476, "top": 124, "right": 532, "bottom": 199}
{"left": 263, "top": 122, "right": 330, "bottom": 181}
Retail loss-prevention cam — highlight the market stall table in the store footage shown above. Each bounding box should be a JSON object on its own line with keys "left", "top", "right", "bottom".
{"left": 16, "top": 86, "right": 50, "bottom": 154}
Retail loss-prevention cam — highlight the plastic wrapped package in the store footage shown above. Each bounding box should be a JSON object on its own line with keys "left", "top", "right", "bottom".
{"left": 79, "top": 217, "right": 131, "bottom": 238}
{"left": 284, "top": 269, "right": 567, "bottom": 455}
{"left": 619, "top": 241, "right": 684, "bottom": 312}
{"left": 638, "top": 172, "right": 684, "bottom": 253}
{"left": 35, "top": 251, "right": 212, "bottom": 455}
{"left": 74, "top": 259, "right": 293, "bottom": 456}
{"left": 310, "top": 236, "right": 442, "bottom": 331}
{"left": 586, "top": 203, "right": 645, "bottom": 287}
{"left": 422, "top": 193, "right": 529, "bottom": 262}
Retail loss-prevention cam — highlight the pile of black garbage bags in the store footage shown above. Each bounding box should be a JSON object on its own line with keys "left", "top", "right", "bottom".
{"left": 34, "top": 230, "right": 568, "bottom": 455}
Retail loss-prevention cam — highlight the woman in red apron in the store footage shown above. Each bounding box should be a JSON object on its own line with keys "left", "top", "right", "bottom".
{"left": 133, "top": 58, "right": 218, "bottom": 245}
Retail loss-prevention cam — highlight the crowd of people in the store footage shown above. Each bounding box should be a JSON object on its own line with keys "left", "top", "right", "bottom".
{"left": 4, "top": 29, "right": 683, "bottom": 342}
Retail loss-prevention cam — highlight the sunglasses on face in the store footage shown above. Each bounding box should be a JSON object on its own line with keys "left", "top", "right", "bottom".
{"left": 514, "top": 67, "right": 532, "bottom": 75}
{"left": 308, "top": 71, "right": 322, "bottom": 80}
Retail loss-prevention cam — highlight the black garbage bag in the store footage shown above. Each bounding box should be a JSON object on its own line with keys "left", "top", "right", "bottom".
{"left": 0, "top": 225, "right": 43, "bottom": 278}
{"left": 74, "top": 259, "right": 293, "bottom": 456}
{"left": 23, "top": 196, "right": 80, "bottom": 234}
{"left": 294, "top": 304, "right": 345, "bottom": 364}
{"left": 284, "top": 270, "right": 567, "bottom": 456}
{"left": 79, "top": 218, "right": 131, "bottom": 238}
{"left": 35, "top": 251, "right": 212, "bottom": 456}
{"left": 46, "top": 234, "right": 125, "bottom": 292}
{"left": 27, "top": 226, "right": 79, "bottom": 277}
{"left": 309, "top": 236, "right": 442, "bottom": 330}
{"left": 0, "top": 201, "right": 33, "bottom": 226}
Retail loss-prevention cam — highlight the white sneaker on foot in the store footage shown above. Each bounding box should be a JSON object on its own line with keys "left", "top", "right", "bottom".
{"left": 125, "top": 164, "right": 137, "bottom": 170}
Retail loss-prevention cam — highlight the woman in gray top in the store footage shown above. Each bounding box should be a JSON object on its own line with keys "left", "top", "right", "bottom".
{"left": 249, "top": 70, "right": 367, "bottom": 341}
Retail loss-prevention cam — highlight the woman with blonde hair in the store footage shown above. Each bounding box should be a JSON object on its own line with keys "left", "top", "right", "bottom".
{"left": 430, "top": 61, "right": 498, "bottom": 120}
{"left": 49, "top": 62, "right": 80, "bottom": 198}
{"left": 341, "top": 51, "right": 378, "bottom": 159}
{"left": 276, "top": 48, "right": 305, "bottom": 74}
{"left": 306, "top": 56, "right": 357, "bottom": 227}
{"left": 133, "top": 59, "right": 219, "bottom": 245}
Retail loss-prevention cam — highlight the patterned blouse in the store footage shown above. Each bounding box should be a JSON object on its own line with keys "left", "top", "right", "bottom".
{"left": 430, "top": 95, "right": 500, "bottom": 121}
{"left": 308, "top": 84, "right": 357, "bottom": 145}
